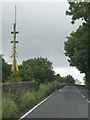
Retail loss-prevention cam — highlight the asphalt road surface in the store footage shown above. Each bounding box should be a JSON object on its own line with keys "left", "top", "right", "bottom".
{"left": 24, "top": 85, "right": 89, "bottom": 118}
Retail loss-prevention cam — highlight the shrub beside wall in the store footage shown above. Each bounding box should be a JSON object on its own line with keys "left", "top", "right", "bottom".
{"left": 2, "top": 82, "right": 39, "bottom": 100}
{"left": 2, "top": 81, "right": 64, "bottom": 118}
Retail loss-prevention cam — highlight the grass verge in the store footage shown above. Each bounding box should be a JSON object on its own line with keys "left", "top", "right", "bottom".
{"left": 2, "top": 81, "right": 65, "bottom": 118}
{"left": 85, "top": 82, "right": 90, "bottom": 90}
{"left": 2, "top": 97, "right": 19, "bottom": 118}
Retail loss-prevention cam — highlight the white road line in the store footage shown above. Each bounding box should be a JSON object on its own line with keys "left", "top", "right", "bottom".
{"left": 81, "top": 94, "right": 90, "bottom": 104}
{"left": 76, "top": 89, "right": 80, "bottom": 94}
{"left": 59, "top": 89, "right": 62, "bottom": 92}
{"left": 81, "top": 94, "right": 86, "bottom": 98}
{"left": 18, "top": 91, "right": 56, "bottom": 120}
{"left": 87, "top": 99, "right": 90, "bottom": 103}
{"left": 77, "top": 89, "right": 90, "bottom": 104}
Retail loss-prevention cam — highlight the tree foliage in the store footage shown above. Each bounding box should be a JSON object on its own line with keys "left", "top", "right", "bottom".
{"left": 2, "top": 56, "right": 75, "bottom": 84}
{"left": 54, "top": 74, "right": 75, "bottom": 84}
{"left": 64, "top": 25, "right": 87, "bottom": 74}
{"left": 19, "top": 68, "right": 34, "bottom": 81}
{"left": 20, "top": 57, "right": 55, "bottom": 83}
{"left": 66, "top": 2, "right": 90, "bottom": 24}
{"left": 2, "top": 57, "right": 55, "bottom": 83}
{"left": 65, "top": 1, "right": 90, "bottom": 82}
{"left": 2, "top": 58, "right": 11, "bottom": 82}
{"left": 64, "top": 75, "right": 75, "bottom": 84}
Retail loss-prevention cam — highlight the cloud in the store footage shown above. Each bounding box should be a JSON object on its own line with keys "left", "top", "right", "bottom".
{"left": 2, "top": 2, "right": 82, "bottom": 69}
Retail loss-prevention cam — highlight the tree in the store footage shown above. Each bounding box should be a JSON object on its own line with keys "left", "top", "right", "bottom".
{"left": 2, "top": 58, "right": 11, "bottom": 82}
{"left": 20, "top": 57, "right": 55, "bottom": 83}
{"left": 9, "top": 71, "right": 21, "bottom": 82}
{"left": 9, "top": 68, "right": 34, "bottom": 82}
{"left": 19, "top": 68, "right": 34, "bottom": 81}
{"left": 64, "top": 25, "right": 87, "bottom": 77}
{"left": 64, "top": 75, "right": 75, "bottom": 84}
{"left": 65, "top": 1, "right": 90, "bottom": 82}
{"left": 66, "top": 2, "right": 90, "bottom": 24}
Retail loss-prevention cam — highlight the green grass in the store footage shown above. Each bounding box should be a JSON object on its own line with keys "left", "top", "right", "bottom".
{"left": 0, "top": 97, "right": 2, "bottom": 120}
{"left": 18, "top": 83, "right": 55, "bottom": 111}
{"left": 2, "top": 81, "right": 64, "bottom": 118}
{"left": 18, "top": 91, "right": 37, "bottom": 110}
{"left": 2, "top": 97, "right": 19, "bottom": 118}
{"left": 37, "top": 83, "right": 54, "bottom": 97}
{"left": 85, "top": 82, "right": 90, "bottom": 90}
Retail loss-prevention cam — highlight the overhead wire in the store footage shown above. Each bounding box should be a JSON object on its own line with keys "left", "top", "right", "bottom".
{"left": 1, "top": 3, "right": 62, "bottom": 27}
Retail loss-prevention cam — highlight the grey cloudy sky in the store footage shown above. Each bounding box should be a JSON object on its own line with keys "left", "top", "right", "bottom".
{"left": 1, "top": 1, "right": 84, "bottom": 82}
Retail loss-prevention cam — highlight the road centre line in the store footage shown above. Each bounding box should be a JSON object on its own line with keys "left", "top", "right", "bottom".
{"left": 81, "top": 94, "right": 86, "bottom": 98}
{"left": 77, "top": 89, "right": 80, "bottom": 94}
{"left": 18, "top": 91, "right": 56, "bottom": 120}
{"left": 78, "top": 90, "right": 90, "bottom": 104}
{"left": 77, "top": 89, "right": 90, "bottom": 104}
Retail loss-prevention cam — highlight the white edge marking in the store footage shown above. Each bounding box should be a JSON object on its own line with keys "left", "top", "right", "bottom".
{"left": 59, "top": 89, "right": 62, "bottom": 92}
{"left": 18, "top": 91, "right": 56, "bottom": 120}
{"left": 87, "top": 99, "right": 90, "bottom": 103}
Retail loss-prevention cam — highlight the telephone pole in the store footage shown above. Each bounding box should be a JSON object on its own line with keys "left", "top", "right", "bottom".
{"left": 11, "top": 5, "right": 19, "bottom": 73}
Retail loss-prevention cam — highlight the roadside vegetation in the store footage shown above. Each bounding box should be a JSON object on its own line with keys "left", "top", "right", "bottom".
{"left": 2, "top": 57, "right": 75, "bottom": 118}
{"left": 2, "top": 81, "right": 66, "bottom": 118}
{"left": 64, "top": 2, "right": 90, "bottom": 86}
{"left": 2, "top": 1, "right": 90, "bottom": 119}
{"left": 86, "top": 82, "right": 90, "bottom": 90}
{"left": 2, "top": 57, "right": 55, "bottom": 83}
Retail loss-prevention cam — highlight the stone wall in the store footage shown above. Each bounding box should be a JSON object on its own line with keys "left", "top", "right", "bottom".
{"left": 2, "top": 82, "right": 39, "bottom": 99}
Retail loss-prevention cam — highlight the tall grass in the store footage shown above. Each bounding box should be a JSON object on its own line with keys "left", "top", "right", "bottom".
{"left": 18, "top": 83, "right": 55, "bottom": 111}
{"left": 18, "top": 91, "right": 37, "bottom": 110}
{"left": 2, "top": 81, "right": 64, "bottom": 118}
{"left": 0, "top": 97, "right": 2, "bottom": 120}
{"left": 2, "top": 97, "right": 19, "bottom": 118}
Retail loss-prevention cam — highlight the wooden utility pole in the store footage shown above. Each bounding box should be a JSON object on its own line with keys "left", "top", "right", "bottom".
{"left": 11, "top": 5, "right": 19, "bottom": 73}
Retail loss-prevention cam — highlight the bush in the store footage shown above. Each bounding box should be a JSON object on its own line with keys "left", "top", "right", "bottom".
{"left": 2, "top": 97, "right": 19, "bottom": 118}
{"left": 8, "top": 71, "right": 21, "bottom": 82}
{"left": 18, "top": 83, "right": 56, "bottom": 111}
{"left": 2, "top": 81, "right": 64, "bottom": 118}
{"left": 18, "top": 91, "right": 37, "bottom": 110}
{"left": 36, "top": 82, "right": 58, "bottom": 99}
{"left": 85, "top": 82, "right": 90, "bottom": 90}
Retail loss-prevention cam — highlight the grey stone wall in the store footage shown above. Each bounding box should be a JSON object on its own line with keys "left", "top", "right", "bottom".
{"left": 2, "top": 82, "right": 39, "bottom": 99}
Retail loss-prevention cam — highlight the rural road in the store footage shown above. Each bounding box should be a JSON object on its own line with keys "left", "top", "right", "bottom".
{"left": 21, "top": 85, "right": 90, "bottom": 119}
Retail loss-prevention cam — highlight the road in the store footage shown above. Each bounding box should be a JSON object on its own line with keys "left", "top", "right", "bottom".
{"left": 21, "top": 85, "right": 89, "bottom": 119}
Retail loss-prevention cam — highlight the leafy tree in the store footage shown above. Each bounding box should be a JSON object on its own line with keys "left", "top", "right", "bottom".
{"left": 8, "top": 66, "right": 34, "bottom": 82}
{"left": 64, "top": 75, "right": 75, "bottom": 84}
{"left": 54, "top": 74, "right": 62, "bottom": 82}
{"left": 8, "top": 71, "right": 21, "bottom": 82}
{"left": 65, "top": 1, "right": 90, "bottom": 82}
{"left": 20, "top": 57, "right": 55, "bottom": 83}
{"left": 64, "top": 25, "right": 87, "bottom": 78}
{"left": 54, "top": 73, "right": 75, "bottom": 84}
{"left": 2, "top": 58, "right": 11, "bottom": 82}
{"left": 66, "top": 2, "right": 90, "bottom": 24}
{"left": 19, "top": 68, "right": 34, "bottom": 81}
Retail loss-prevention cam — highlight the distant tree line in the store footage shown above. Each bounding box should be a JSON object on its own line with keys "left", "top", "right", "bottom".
{"left": 2, "top": 57, "right": 75, "bottom": 84}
